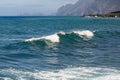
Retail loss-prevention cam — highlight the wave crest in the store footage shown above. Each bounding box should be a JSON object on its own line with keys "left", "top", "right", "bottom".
{"left": 25, "top": 33, "right": 60, "bottom": 43}
{"left": 25, "top": 30, "right": 94, "bottom": 43}
{"left": 73, "top": 30, "right": 94, "bottom": 40}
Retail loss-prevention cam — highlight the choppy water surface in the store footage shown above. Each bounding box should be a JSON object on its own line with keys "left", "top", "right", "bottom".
{"left": 0, "top": 16, "right": 120, "bottom": 80}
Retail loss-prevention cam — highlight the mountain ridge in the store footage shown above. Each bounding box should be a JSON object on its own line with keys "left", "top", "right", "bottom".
{"left": 56, "top": 0, "right": 120, "bottom": 16}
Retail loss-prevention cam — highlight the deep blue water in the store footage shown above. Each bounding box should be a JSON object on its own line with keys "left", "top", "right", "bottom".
{"left": 0, "top": 16, "right": 120, "bottom": 80}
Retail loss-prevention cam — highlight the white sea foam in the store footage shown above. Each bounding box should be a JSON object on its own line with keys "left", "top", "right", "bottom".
{"left": 73, "top": 30, "right": 94, "bottom": 40}
{"left": 25, "top": 37, "right": 41, "bottom": 42}
{"left": 0, "top": 77, "right": 12, "bottom": 80}
{"left": 0, "top": 67, "right": 120, "bottom": 80}
{"left": 25, "top": 33, "right": 60, "bottom": 43}
{"left": 58, "top": 31, "right": 66, "bottom": 35}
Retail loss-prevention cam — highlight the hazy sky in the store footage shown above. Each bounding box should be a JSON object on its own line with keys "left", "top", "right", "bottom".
{"left": 0, "top": 0, "right": 78, "bottom": 16}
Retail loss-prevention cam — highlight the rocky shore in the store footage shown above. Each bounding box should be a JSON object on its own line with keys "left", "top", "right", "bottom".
{"left": 84, "top": 11, "right": 120, "bottom": 17}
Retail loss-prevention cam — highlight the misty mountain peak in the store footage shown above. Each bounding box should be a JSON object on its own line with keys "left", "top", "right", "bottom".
{"left": 56, "top": 0, "right": 120, "bottom": 16}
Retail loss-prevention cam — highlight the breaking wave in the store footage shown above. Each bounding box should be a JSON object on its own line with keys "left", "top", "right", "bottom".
{"left": 0, "top": 67, "right": 120, "bottom": 80}
{"left": 3, "top": 29, "right": 119, "bottom": 49}
{"left": 25, "top": 30, "right": 94, "bottom": 43}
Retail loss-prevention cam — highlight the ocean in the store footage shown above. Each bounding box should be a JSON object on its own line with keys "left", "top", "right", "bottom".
{"left": 0, "top": 16, "right": 120, "bottom": 80}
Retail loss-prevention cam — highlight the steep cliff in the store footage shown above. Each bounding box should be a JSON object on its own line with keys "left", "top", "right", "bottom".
{"left": 56, "top": 0, "right": 120, "bottom": 16}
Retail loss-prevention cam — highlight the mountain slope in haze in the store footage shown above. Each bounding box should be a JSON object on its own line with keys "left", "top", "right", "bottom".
{"left": 56, "top": 0, "right": 120, "bottom": 16}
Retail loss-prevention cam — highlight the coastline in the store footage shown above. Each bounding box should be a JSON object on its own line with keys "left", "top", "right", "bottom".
{"left": 83, "top": 11, "right": 120, "bottom": 18}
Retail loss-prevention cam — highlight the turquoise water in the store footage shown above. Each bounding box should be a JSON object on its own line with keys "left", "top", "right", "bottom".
{"left": 0, "top": 16, "right": 120, "bottom": 80}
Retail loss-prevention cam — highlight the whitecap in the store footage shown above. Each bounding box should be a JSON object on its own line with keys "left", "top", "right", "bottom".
{"left": 41, "top": 33, "right": 60, "bottom": 43}
{"left": 25, "top": 33, "right": 60, "bottom": 43}
{"left": 73, "top": 30, "right": 94, "bottom": 40}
